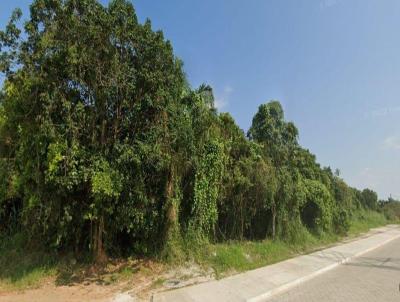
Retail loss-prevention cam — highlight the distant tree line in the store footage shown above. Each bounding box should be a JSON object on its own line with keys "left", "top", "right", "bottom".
{"left": 0, "top": 0, "right": 397, "bottom": 261}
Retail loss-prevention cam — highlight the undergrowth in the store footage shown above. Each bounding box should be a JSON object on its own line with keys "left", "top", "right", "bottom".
{"left": 0, "top": 211, "right": 394, "bottom": 290}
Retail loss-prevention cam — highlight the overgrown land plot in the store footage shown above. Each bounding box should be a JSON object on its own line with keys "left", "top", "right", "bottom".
{"left": 0, "top": 0, "right": 399, "bottom": 297}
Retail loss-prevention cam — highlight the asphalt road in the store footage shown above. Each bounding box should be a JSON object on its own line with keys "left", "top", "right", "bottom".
{"left": 270, "top": 236, "right": 400, "bottom": 302}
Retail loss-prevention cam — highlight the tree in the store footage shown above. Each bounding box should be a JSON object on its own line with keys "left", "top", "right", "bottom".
{"left": 248, "top": 101, "right": 298, "bottom": 238}
{"left": 361, "top": 188, "right": 378, "bottom": 210}
{"left": 217, "top": 113, "right": 275, "bottom": 240}
{"left": 0, "top": 0, "right": 184, "bottom": 261}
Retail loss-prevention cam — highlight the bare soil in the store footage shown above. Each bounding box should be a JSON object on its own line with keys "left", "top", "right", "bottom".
{"left": 0, "top": 260, "right": 214, "bottom": 302}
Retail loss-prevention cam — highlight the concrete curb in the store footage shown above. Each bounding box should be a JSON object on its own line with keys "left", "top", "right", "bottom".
{"left": 246, "top": 229, "right": 400, "bottom": 302}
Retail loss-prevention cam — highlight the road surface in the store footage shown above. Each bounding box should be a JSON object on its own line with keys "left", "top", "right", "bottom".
{"left": 270, "top": 236, "right": 400, "bottom": 302}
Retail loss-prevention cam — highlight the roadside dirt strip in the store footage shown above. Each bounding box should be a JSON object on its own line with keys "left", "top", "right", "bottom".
{"left": 152, "top": 225, "right": 400, "bottom": 302}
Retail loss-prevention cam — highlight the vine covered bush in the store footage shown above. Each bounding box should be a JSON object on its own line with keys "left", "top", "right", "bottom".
{"left": 190, "top": 140, "right": 226, "bottom": 238}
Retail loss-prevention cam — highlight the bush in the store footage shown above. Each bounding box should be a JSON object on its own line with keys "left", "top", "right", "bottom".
{"left": 333, "top": 208, "right": 350, "bottom": 235}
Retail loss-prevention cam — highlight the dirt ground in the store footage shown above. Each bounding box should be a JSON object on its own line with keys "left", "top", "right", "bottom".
{"left": 0, "top": 283, "right": 116, "bottom": 302}
{"left": 0, "top": 261, "right": 214, "bottom": 302}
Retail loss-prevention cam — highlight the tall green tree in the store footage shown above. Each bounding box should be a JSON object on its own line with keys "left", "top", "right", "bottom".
{"left": 0, "top": 0, "right": 184, "bottom": 260}
{"left": 248, "top": 101, "right": 298, "bottom": 238}
{"left": 360, "top": 188, "right": 378, "bottom": 210}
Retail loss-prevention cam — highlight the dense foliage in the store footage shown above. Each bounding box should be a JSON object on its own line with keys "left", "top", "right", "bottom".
{"left": 0, "top": 0, "right": 396, "bottom": 261}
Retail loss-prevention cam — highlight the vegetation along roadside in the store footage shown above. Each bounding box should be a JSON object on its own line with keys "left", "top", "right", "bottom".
{"left": 0, "top": 0, "right": 399, "bottom": 293}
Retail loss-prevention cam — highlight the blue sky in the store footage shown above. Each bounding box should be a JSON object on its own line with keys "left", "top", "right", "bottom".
{"left": 1, "top": 0, "right": 399, "bottom": 199}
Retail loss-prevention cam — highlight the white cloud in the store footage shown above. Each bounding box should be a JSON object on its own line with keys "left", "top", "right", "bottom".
{"left": 383, "top": 136, "right": 400, "bottom": 150}
{"left": 360, "top": 167, "right": 372, "bottom": 176}
{"left": 364, "top": 106, "right": 400, "bottom": 119}
{"left": 320, "top": 0, "right": 340, "bottom": 9}
{"left": 224, "top": 86, "right": 233, "bottom": 94}
{"left": 358, "top": 167, "right": 379, "bottom": 188}
{"left": 214, "top": 85, "right": 233, "bottom": 111}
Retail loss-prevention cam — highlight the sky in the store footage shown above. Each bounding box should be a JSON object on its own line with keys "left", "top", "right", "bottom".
{"left": 1, "top": 0, "right": 399, "bottom": 199}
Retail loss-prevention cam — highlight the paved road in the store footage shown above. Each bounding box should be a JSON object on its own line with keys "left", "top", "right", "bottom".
{"left": 270, "top": 236, "right": 400, "bottom": 302}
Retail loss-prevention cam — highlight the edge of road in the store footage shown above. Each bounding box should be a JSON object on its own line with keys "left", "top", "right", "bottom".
{"left": 246, "top": 224, "right": 400, "bottom": 302}
{"left": 152, "top": 225, "right": 400, "bottom": 302}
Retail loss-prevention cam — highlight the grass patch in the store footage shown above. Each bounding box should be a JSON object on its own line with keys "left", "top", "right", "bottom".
{"left": 206, "top": 240, "right": 292, "bottom": 277}
{"left": 348, "top": 210, "right": 388, "bottom": 235}
{"left": 104, "top": 265, "right": 139, "bottom": 284}
{"left": 0, "top": 233, "right": 58, "bottom": 290}
{"left": 191, "top": 214, "right": 390, "bottom": 278}
{"left": 0, "top": 233, "right": 147, "bottom": 290}
{"left": 116, "top": 266, "right": 138, "bottom": 279}
{"left": 196, "top": 232, "right": 338, "bottom": 278}
{"left": 150, "top": 277, "right": 166, "bottom": 289}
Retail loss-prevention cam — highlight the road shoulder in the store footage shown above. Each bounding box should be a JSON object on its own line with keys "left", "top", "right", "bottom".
{"left": 153, "top": 225, "right": 400, "bottom": 302}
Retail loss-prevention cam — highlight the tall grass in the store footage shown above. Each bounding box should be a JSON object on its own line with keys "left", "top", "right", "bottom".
{"left": 348, "top": 210, "right": 387, "bottom": 235}
{"left": 192, "top": 211, "right": 390, "bottom": 278}
{"left": 193, "top": 229, "right": 338, "bottom": 278}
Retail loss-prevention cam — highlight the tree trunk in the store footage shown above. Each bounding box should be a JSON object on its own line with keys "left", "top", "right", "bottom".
{"left": 272, "top": 203, "right": 276, "bottom": 239}
{"left": 240, "top": 197, "right": 244, "bottom": 240}
{"left": 94, "top": 215, "right": 107, "bottom": 263}
{"left": 164, "top": 168, "right": 177, "bottom": 243}
{"left": 94, "top": 112, "right": 108, "bottom": 264}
